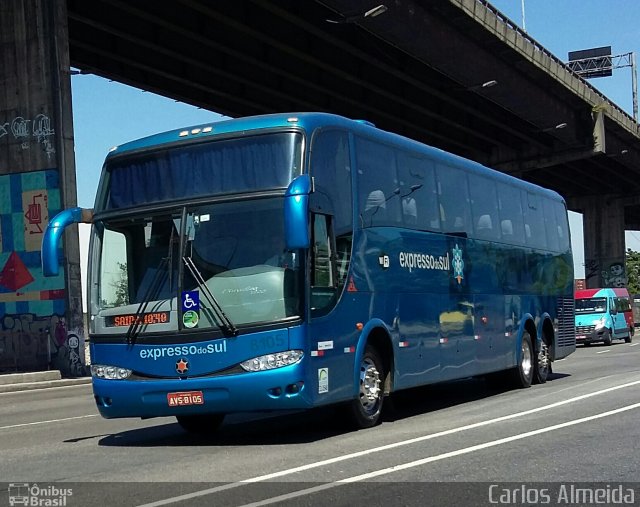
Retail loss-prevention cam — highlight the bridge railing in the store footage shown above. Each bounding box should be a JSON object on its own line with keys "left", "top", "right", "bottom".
{"left": 467, "top": 0, "right": 638, "bottom": 131}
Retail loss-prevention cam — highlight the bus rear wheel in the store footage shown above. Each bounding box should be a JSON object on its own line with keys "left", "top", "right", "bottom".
{"left": 509, "top": 331, "right": 533, "bottom": 388}
{"left": 534, "top": 337, "right": 550, "bottom": 384}
{"left": 346, "top": 345, "right": 385, "bottom": 429}
{"left": 176, "top": 414, "right": 225, "bottom": 434}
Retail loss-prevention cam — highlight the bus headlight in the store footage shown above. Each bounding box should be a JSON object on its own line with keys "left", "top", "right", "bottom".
{"left": 91, "top": 364, "right": 132, "bottom": 380}
{"left": 240, "top": 350, "right": 304, "bottom": 372}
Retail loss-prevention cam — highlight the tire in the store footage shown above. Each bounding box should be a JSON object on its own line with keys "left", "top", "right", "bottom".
{"left": 508, "top": 331, "right": 533, "bottom": 388}
{"left": 603, "top": 330, "right": 612, "bottom": 346}
{"left": 176, "top": 413, "right": 225, "bottom": 434}
{"left": 625, "top": 328, "right": 632, "bottom": 344}
{"left": 534, "top": 336, "right": 550, "bottom": 384}
{"left": 345, "top": 345, "right": 385, "bottom": 429}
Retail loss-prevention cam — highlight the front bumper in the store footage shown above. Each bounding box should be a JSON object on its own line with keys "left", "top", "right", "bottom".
{"left": 92, "top": 362, "right": 312, "bottom": 418}
{"left": 575, "top": 325, "right": 609, "bottom": 344}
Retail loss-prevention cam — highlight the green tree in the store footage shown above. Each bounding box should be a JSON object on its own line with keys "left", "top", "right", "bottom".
{"left": 111, "top": 261, "right": 129, "bottom": 306}
{"left": 626, "top": 249, "right": 640, "bottom": 294}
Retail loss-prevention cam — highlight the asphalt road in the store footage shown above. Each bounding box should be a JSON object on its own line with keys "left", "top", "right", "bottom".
{"left": 1, "top": 341, "right": 639, "bottom": 506}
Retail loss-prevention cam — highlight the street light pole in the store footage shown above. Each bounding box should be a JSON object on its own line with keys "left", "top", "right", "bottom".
{"left": 521, "top": 0, "right": 526, "bottom": 32}
{"left": 631, "top": 52, "right": 638, "bottom": 122}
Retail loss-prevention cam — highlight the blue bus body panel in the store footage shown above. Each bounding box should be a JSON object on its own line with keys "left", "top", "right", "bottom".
{"left": 91, "top": 325, "right": 317, "bottom": 418}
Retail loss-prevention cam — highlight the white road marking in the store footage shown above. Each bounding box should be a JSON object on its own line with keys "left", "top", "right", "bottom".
{"left": 0, "top": 383, "right": 91, "bottom": 396}
{"left": 137, "top": 378, "right": 640, "bottom": 507}
{"left": 596, "top": 349, "right": 611, "bottom": 354}
{"left": 237, "top": 402, "right": 640, "bottom": 507}
{"left": 0, "top": 414, "right": 98, "bottom": 431}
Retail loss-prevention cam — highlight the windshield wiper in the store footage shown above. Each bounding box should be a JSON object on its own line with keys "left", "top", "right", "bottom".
{"left": 183, "top": 256, "right": 239, "bottom": 337}
{"left": 126, "top": 225, "right": 177, "bottom": 345}
{"left": 126, "top": 256, "right": 169, "bottom": 345}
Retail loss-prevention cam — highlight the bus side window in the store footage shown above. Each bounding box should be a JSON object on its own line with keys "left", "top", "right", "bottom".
{"left": 523, "top": 191, "right": 547, "bottom": 250}
{"left": 542, "top": 198, "right": 560, "bottom": 251}
{"left": 436, "top": 163, "right": 471, "bottom": 235}
{"left": 497, "top": 182, "right": 525, "bottom": 244}
{"left": 310, "top": 214, "right": 338, "bottom": 317}
{"left": 468, "top": 173, "right": 499, "bottom": 241}
{"left": 397, "top": 152, "right": 439, "bottom": 230}
{"left": 356, "top": 137, "right": 401, "bottom": 227}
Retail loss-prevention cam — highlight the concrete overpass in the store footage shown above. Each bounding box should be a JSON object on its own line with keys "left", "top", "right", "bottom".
{"left": 1, "top": 0, "right": 639, "bottom": 371}
{"left": 65, "top": 0, "right": 640, "bottom": 279}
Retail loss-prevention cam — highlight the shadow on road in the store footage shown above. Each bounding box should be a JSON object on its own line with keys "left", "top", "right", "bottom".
{"left": 96, "top": 371, "right": 571, "bottom": 448}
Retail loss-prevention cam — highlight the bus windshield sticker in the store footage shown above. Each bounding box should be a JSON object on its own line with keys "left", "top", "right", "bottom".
{"left": 183, "top": 310, "right": 199, "bottom": 328}
{"left": 182, "top": 291, "right": 200, "bottom": 313}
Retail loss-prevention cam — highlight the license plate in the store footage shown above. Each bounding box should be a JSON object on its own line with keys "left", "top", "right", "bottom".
{"left": 167, "top": 391, "right": 204, "bottom": 407}
{"left": 576, "top": 335, "right": 586, "bottom": 340}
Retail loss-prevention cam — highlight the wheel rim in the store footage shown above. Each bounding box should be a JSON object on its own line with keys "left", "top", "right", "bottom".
{"left": 538, "top": 342, "right": 550, "bottom": 376}
{"left": 521, "top": 338, "right": 532, "bottom": 378}
{"left": 359, "top": 357, "right": 381, "bottom": 414}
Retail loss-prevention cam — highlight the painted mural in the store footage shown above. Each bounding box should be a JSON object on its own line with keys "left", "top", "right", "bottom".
{"left": 0, "top": 169, "right": 85, "bottom": 375}
{"left": 585, "top": 257, "right": 629, "bottom": 288}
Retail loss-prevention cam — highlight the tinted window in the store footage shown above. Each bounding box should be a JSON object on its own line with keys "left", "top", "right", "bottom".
{"left": 468, "top": 173, "right": 500, "bottom": 241}
{"left": 396, "top": 153, "right": 440, "bottom": 230}
{"left": 105, "top": 132, "right": 302, "bottom": 210}
{"left": 497, "top": 182, "right": 525, "bottom": 245}
{"left": 523, "top": 191, "right": 547, "bottom": 249}
{"left": 356, "top": 137, "right": 401, "bottom": 227}
{"left": 554, "top": 200, "right": 571, "bottom": 252}
{"left": 436, "top": 164, "right": 471, "bottom": 235}
{"left": 310, "top": 130, "right": 352, "bottom": 235}
{"left": 542, "top": 199, "right": 560, "bottom": 251}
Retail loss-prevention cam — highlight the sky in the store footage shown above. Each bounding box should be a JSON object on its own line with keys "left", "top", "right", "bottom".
{"left": 70, "top": 1, "right": 640, "bottom": 282}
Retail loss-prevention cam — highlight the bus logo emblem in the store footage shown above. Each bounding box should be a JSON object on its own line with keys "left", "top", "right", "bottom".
{"left": 176, "top": 358, "right": 189, "bottom": 374}
{"left": 452, "top": 244, "right": 464, "bottom": 284}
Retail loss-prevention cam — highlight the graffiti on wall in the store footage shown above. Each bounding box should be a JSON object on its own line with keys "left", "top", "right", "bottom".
{"left": 0, "top": 169, "right": 85, "bottom": 375}
{"left": 0, "top": 113, "right": 55, "bottom": 159}
{"left": 585, "top": 257, "right": 628, "bottom": 288}
{"left": 0, "top": 313, "right": 85, "bottom": 376}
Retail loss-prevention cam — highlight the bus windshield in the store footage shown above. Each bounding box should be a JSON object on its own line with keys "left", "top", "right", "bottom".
{"left": 93, "top": 197, "right": 302, "bottom": 334}
{"left": 102, "top": 132, "right": 302, "bottom": 211}
{"left": 574, "top": 297, "right": 607, "bottom": 314}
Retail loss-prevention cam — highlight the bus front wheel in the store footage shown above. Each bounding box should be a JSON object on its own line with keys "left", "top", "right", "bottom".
{"left": 176, "top": 414, "right": 225, "bottom": 434}
{"left": 346, "top": 345, "right": 385, "bottom": 429}
{"left": 509, "top": 332, "right": 533, "bottom": 388}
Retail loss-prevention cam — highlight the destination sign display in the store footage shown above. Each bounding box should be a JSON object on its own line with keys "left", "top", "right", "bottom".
{"left": 105, "top": 311, "right": 170, "bottom": 327}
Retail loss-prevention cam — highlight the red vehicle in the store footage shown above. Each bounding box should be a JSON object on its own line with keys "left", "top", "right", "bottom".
{"left": 614, "top": 288, "right": 635, "bottom": 337}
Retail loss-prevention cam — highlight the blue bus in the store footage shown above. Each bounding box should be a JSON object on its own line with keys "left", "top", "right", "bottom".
{"left": 42, "top": 113, "right": 575, "bottom": 431}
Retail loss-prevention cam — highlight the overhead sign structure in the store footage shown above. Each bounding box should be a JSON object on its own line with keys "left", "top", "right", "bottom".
{"left": 567, "top": 46, "right": 613, "bottom": 78}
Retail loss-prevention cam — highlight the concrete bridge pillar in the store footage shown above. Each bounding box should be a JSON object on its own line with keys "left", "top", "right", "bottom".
{"left": 569, "top": 196, "right": 627, "bottom": 289}
{"left": 0, "top": 0, "right": 84, "bottom": 375}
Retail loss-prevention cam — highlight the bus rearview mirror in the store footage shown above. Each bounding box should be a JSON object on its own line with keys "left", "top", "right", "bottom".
{"left": 284, "top": 174, "right": 311, "bottom": 250}
{"left": 42, "top": 207, "right": 93, "bottom": 277}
